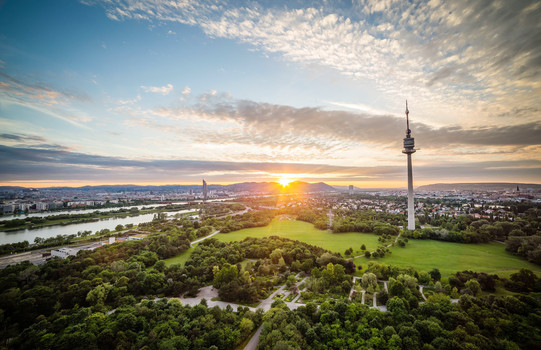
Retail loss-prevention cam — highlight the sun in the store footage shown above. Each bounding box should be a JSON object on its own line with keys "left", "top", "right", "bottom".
{"left": 278, "top": 178, "right": 294, "bottom": 187}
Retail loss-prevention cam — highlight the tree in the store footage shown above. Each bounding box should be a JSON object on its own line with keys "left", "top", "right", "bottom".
{"left": 365, "top": 251, "right": 371, "bottom": 258}
{"left": 464, "top": 279, "right": 481, "bottom": 296}
{"left": 115, "top": 224, "right": 124, "bottom": 231}
{"left": 361, "top": 273, "right": 378, "bottom": 293}
{"left": 213, "top": 263, "right": 238, "bottom": 288}
{"left": 361, "top": 244, "right": 366, "bottom": 251}
{"left": 429, "top": 268, "right": 441, "bottom": 281}
{"left": 86, "top": 283, "right": 113, "bottom": 306}
{"left": 239, "top": 318, "right": 254, "bottom": 338}
{"left": 510, "top": 269, "right": 537, "bottom": 292}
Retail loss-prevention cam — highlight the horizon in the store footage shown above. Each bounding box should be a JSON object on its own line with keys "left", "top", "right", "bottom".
{"left": 1, "top": 180, "right": 539, "bottom": 190}
{"left": 1, "top": 1, "right": 540, "bottom": 186}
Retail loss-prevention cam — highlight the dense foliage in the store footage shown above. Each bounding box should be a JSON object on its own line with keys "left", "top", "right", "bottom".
{"left": 12, "top": 298, "right": 261, "bottom": 349}
{"left": 185, "top": 236, "right": 353, "bottom": 304}
{"left": 258, "top": 292, "right": 541, "bottom": 349}
{"left": 331, "top": 210, "right": 402, "bottom": 235}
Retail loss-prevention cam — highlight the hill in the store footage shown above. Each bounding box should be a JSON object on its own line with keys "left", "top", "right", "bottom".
{"left": 6, "top": 181, "right": 336, "bottom": 194}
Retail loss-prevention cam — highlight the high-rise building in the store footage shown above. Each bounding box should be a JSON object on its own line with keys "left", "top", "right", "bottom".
{"left": 348, "top": 185, "right": 354, "bottom": 195}
{"left": 202, "top": 179, "right": 208, "bottom": 200}
{"left": 402, "top": 101, "right": 417, "bottom": 231}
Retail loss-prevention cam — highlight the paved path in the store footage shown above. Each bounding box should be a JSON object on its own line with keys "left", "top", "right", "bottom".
{"left": 381, "top": 280, "right": 388, "bottom": 293}
{"left": 348, "top": 233, "right": 402, "bottom": 259}
{"left": 190, "top": 230, "right": 220, "bottom": 247}
{"left": 419, "top": 285, "right": 427, "bottom": 301}
{"left": 244, "top": 325, "right": 263, "bottom": 350}
{"left": 177, "top": 286, "right": 257, "bottom": 312}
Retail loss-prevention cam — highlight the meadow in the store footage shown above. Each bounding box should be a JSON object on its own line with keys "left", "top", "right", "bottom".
{"left": 216, "top": 217, "right": 382, "bottom": 252}
{"left": 353, "top": 238, "right": 541, "bottom": 277}
{"left": 164, "top": 217, "right": 541, "bottom": 278}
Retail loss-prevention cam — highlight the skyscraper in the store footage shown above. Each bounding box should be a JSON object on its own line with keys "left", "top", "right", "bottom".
{"left": 202, "top": 179, "right": 208, "bottom": 200}
{"left": 402, "top": 101, "right": 416, "bottom": 231}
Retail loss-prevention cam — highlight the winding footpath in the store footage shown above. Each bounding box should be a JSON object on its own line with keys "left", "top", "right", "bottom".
{"left": 190, "top": 230, "right": 220, "bottom": 247}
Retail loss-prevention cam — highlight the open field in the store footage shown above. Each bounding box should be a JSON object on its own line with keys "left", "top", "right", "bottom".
{"left": 164, "top": 247, "right": 193, "bottom": 267}
{"left": 164, "top": 218, "right": 541, "bottom": 277}
{"left": 216, "top": 217, "right": 381, "bottom": 253}
{"left": 353, "top": 239, "right": 541, "bottom": 277}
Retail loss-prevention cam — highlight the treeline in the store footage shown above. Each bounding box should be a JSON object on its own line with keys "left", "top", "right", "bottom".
{"left": 331, "top": 210, "right": 401, "bottom": 235}
{"left": 289, "top": 207, "right": 329, "bottom": 230}
{"left": 0, "top": 234, "right": 78, "bottom": 256}
{"left": 404, "top": 215, "right": 541, "bottom": 245}
{"left": 201, "top": 202, "right": 245, "bottom": 217}
{"left": 506, "top": 235, "right": 541, "bottom": 265}
{"left": 218, "top": 210, "right": 275, "bottom": 233}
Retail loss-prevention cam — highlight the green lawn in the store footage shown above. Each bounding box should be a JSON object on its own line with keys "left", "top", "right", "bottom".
{"left": 216, "top": 217, "right": 381, "bottom": 253}
{"left": 353, "top": 239, "right": 541, "bottom": 277}
{"left": 163, "top": 218, "right": 541, "bottom": 278}
{"left": 164, "top": 247, "right": 193, "bottom": 267}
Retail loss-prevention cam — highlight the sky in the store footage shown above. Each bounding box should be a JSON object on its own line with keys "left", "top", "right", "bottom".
{"left": 0, "top": 0, "right": 540, "bottom": 188}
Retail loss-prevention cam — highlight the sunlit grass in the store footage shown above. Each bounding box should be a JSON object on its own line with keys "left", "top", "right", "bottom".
{"left": 353, "top": 239, "right": 541, "bottom": 278}
{"left": 216, "top": 217, "right": 381, "bottom": 253}
{"left": 164, "top": 247, "right": 193, "bottom": 267}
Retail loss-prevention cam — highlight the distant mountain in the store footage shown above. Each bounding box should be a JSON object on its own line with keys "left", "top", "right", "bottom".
{"left": 417, "top": 183, "right": 541, "bottom": 192}
{"left": 221, "top": 181, "right": 336, "bottom": 193}
{"left": 7, "top": 181, "right": 336, "bottom": 194}
{"left": 0, "top": 186, "right": 29, "bottom": 191}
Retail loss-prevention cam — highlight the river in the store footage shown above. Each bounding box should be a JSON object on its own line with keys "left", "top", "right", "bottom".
{"left": 0, "top": 198, "right": 232, "bottom": 222}
{"left": 0, "top": 210, "right": 196, "bottom": 245}
{"left": 0, "top": 202, "right": 190, "bottom": 222}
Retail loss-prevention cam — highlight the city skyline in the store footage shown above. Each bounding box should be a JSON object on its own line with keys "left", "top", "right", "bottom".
{"left": 1, "top": 0, "right": 540, "bottom": 187}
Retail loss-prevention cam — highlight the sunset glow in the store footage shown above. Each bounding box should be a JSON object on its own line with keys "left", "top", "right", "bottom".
{"left": 278, "top": 178, "right": 294, "bottom": 187}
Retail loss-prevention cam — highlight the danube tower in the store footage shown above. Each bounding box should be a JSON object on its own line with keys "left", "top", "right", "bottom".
{"left": 402, "top": 101, "right": 416, "bottom": 230}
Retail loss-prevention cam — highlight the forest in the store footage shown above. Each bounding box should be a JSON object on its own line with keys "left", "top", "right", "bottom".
{"left": 1, "top": 203, "right": 540, "bottom": 349}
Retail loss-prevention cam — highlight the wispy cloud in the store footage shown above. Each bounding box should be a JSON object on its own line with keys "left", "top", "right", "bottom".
{"left": 140, "top": 83, "right": 173, "bottom": 95}
{"left": 0, "top": 71, "right": 93, "bottom": 128}
{"left": 1, "top": 144, "right": 539, "bottom": 184}
{"left": 148, "top": 98, "right": 541, "bottom": 150}
{"left": 86, "top": 0, "right": 541, "bottom": 126}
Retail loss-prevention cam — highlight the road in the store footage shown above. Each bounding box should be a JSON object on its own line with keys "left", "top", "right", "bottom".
{"left": 190, "top": 230, "right": 220, "bottom": 247}
{"left": 244, "top": 325, "right": 263, "bottom": 350}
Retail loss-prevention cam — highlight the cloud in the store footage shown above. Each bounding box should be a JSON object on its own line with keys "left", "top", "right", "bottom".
{"left": 1, "top": 144, "right": 539, "bottom": 184}
{"left": 0, "top": 133, "right": 47, "bottom": 143}
{"left": 0, "top": 133, "right": 70, "bottom": 151}
{"left": 150, "top": 98, "right": 541, "bottom": 149}
{"left": 86, "top": 0, "right": 541, "bottom": 123}
{"left": 140, "top": 83, "right": 173, "bottom": 95}
{"left": 0, "top": 71, "right": 93, "bottom": 128}
{"left": 181, "top": 86, "right": 191, "bottom": 95}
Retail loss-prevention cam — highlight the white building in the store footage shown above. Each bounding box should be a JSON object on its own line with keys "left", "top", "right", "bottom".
{"left": 50, "top": 247, "right": 79, "bottom": 259}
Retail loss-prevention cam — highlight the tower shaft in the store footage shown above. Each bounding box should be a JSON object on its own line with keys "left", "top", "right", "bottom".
{"left": 402, "top": 100, "right": 416, "bottom": 231}
{"left": 407, "top": 153, "right": 415, "bottom": 230}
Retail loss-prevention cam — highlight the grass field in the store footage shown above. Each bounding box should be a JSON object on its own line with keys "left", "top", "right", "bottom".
{"left": 164, "top": 247, "right": 193, "bottom": 267}
{"left": 216, "top": 217, "right": 381, "bottom": 253}
{"left": 353, "top": 239, "right": 541, "bottom": 277}
{"left": 163, "top": 217, "right": 541, "bottom": 278}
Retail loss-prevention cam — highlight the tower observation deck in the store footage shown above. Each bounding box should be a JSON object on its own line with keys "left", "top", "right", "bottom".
{"left": 402, "top": 101, "right": 416, "bottom": 231}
